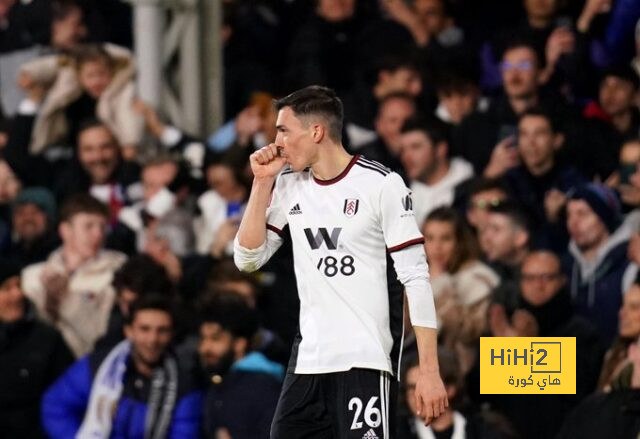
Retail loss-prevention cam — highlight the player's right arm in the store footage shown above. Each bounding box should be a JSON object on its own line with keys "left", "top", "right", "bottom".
{"left": 234, "top": 144, "right": 287, "bottom": 272}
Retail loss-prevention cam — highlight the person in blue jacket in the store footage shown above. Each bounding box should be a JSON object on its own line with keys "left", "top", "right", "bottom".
{"left": 41, "top": 294, "right": 203, "bottom": 439}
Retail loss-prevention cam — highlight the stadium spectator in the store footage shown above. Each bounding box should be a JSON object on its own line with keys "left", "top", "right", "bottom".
{"left": 480, "top": 202, "right": 531, "bottom": 313}
{"left": 0, "top": 266, "right": 73, "bottom": 439}
{"left": 21, "top": 193, "right": 126, "bottom": 357}
{"left": 565, "top": 183, "right": 630, "bottom": 343}
{"left": 199, "top": 292, "right": 283, "bottom": 439}
{"left": 42, "top": 295, "right": 203, "bottom": 438}
{"left": 95, "top": 254, "right": 174, "bottom": 351}
{"left": 435, "top": 70, "right": 486, "bottom": 126}
{"left": 422, "top": 207, "right": 499, "bottom": 374}
{"left": 18, "top": 43, "right": 144, "bottom": 157}
{"left": 0, "top": 187, "right": 59, "bottom": 274}
{"left": 400, "top": 117, "right": 474, "bottom": 226}
{"left": 598, "top": 279, "right": 640, "bottom": 391}
{"left": 505, "top": 108, "right": 586, "bottom": 248}
{"left": 464, "top": 178, "right": 510, "bottom": 232}
{"left": 357, "top": 92, "right": 416, "bottom": 177}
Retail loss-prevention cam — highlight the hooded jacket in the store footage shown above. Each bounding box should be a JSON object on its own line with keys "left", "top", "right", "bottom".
{"left": 564, "top": 228, "right": 630, "bottom": 344}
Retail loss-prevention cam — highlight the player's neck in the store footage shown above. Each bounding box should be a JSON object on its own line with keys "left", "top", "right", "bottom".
{"left": 311, "top": 145, "right": 353, "bottom": 181}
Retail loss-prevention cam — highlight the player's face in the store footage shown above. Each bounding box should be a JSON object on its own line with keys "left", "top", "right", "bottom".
{"left": 125, "top": 309, "right": 173, "bottom": 367}
{"left": 275, "top": 107, "right": 318, "bottom": 172}
{"left": 423, "top": 220, "right": 456, "bottom": 271}
{"left": 619, "top": 285, "right": 640, "bottom": 338}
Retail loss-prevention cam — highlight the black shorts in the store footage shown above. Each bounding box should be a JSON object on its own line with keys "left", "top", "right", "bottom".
{"left": 270, "top": 368, "right": 397, "bottom": 439}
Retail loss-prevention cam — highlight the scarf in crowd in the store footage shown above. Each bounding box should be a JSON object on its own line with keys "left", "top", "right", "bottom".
{"left": 76, "top": 339, "right": 179, "bottom": 439}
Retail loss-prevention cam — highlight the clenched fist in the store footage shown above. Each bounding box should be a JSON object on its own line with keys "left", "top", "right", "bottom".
{"left": 250, "top": 143, "right": 287, "bottom": 180}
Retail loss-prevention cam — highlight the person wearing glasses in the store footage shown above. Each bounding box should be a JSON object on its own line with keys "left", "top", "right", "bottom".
{"left": 488, "top": 250, "right": 604, "bottom": 439}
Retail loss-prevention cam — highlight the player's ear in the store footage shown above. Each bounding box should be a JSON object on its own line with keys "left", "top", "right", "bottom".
{"left": 311, "top": 123, "right": 325, "bottom": 143}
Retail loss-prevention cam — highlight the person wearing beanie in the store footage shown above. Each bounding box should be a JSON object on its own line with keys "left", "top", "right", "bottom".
{"left": 0, "top": 265, "right": 74, "bottom": 439}
{"left": 564, "top": 182, "right": 631, "bottom": 342}
{"left": 0, "top": 187, "right": 60, "bottom": 274}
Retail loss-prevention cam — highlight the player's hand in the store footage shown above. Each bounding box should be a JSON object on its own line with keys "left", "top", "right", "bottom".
{"left": 250, "top": 143, "right": 286, "bottom": 180}
{"left": 415, "top": 369, "right": 448, "bottom": 426}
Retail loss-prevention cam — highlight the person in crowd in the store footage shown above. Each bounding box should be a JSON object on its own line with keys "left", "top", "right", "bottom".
{"left": 464, "top": 178, "right": 511, "bottom": 232}
{"left": 21, "top": 193, "right": 126, "bottom": 357}
{"left": 343, "top": 56, "right": 423, "bottom": 146}
{"left": 115, "top": 156, "right": 194, "bottom": 260}
{"left": 584, "top": 65, "right": 640, "bottom": 142}
{"left": 435, "top": 69, "right": 486, "bottom": 127}
{"left": 0, "top": 187, "right": 59, "bottom": 273}
{"left": 0, "top": 266, "right": 73, "bottom": 439}
{"left": 194, "top": 152, "right": 250, "bottom": 258}
{"left": 5, "top": 118, "right": 140, "bottom": 220}
{"left": 42, "top": 295, "right": 203, "bottom": 438}
{"left": 606, "top": 139, "right": 640, "bottom": 211}
{"left": 480, "top": 202, "right": 531, "bottom": 313}
{"left": 18, "top": 43, "right": 144, "bottom": 157}
{"left": 400, "top": 116, "right": 474, "bottom": 226}
{"left": 564, "top": 183, "right": 630, "bottom": 343}
{"left": 357, "top": 92, "right": 416, "bottom": 177}
{"left": 422, "top": 207, "right": 499, "bottom": 374}
{"left": 559, "top": 340, "right": 640, "bottom": 439}
{"left": 95, "top": 254, "right": 174, "bottom": 351}
{"left": 199, "top": 292, "right": 283, "bottom": 439}
{"left": 399, "top": 348, "right": 515, "bottom": 438}
{"left": 598, "top": 278, "right": 640, "bottom": 391}
{"left": 505, "top": 108, "right": 586, "bottom": 249}
{"left": 488, "top": 250, "right": 604, "bottom": 439}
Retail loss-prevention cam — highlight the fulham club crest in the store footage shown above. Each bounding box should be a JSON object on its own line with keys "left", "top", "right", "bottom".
{"left": 343, "top": 198, "right": 359, "bottom": 218}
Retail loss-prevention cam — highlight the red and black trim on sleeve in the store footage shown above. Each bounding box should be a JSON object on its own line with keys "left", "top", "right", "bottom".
{"left": 266, "top": 223, "right": 283, "bottom": 236}
{"left": 386, "top": 237, "right": 425, "bottom": 253}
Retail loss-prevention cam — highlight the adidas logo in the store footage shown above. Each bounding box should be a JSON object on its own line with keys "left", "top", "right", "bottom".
{"left": 362, "top": 429, "right": 379, "bottom": 439}
{"left": 289, "top": 203, "right": 302, "bottom": 215}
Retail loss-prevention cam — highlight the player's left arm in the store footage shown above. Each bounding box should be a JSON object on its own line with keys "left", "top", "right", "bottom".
{"left": 379, "top": 173, "right": 448, "bottom": 425}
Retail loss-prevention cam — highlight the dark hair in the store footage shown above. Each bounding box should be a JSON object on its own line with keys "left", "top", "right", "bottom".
{"left": 435, "top": 69, "right": 479, "bottom": 95}
{"left": 76, "top": 117, "right": 116, "bottom": 140}
{"left": 501, "top": 38, "right": 541, "bottom": 67}
{"left": 601, "top": 65, "right": 640, "bottom": 90}
{"left": 424, "top": 207, "right": 479, "bottom": 273}
{"left": 59, "top": 193, "right": 109, "bottom": 223}
{"left": 127, "top": 294, "right": 176, "bottom": 326}
{"left": 468, "top": 178, "right": 510, "bottom": 199}
{"left": 400, "top": 116, "right": 449, "bottom": 146}
{"left": 113, "top": 255, "right": 174, "bottom": 297}
{"left": 208, "top": 259, "right": 259, "bottom": 292}
{"left": 377, "top": 91, "right": 415, "bottom": 113}
{"left": 199, "top": 292, "right": 259, "bottom": 340}
{"left": 52, "top": 0, "right": 83, "bottom": 22}
{"left": 518, "top": 107, "right": 561, "bottom": 133}
{"left": 72, "top": 44, "right": 115, "bottom": 71}
{"left": 275, "top": 85, "right": 344, "bottom": 142}
{"left": 489, "top": 201, "right": 530, "bottom": 235}
{"left": 376, "top": 55, "right": 419, "bottom": 76}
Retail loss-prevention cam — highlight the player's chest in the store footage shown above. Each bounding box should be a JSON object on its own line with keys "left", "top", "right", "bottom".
{"left": 283, "top": 184, "right": 378, "bottom": 247}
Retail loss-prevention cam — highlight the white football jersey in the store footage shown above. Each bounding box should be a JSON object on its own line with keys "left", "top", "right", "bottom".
{"left": 264, "top": 155, "right": 425, "bottom": 375}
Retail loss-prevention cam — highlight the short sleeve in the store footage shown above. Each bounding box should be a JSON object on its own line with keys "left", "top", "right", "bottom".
{"left": 265, "top": 174, "right": 289, "bottom": 237}
{"left": 379, "top": 173, "right": 424, "bottom": 252}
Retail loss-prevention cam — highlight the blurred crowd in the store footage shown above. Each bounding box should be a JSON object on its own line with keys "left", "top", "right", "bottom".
{"left": 1, "top": 0, "right": 640, "bottom": 438}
